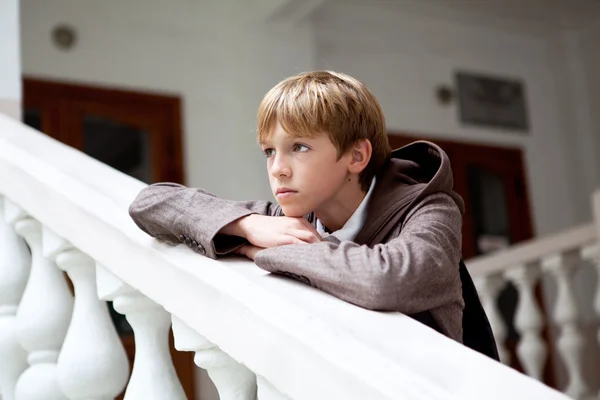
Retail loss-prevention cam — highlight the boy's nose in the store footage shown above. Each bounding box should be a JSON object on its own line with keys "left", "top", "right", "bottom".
{"left": 271, "top": 155, "right": 291, "bottom": 178}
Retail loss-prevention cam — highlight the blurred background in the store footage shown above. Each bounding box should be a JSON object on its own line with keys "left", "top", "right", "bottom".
{"left": 3, "top": 0, "right": 600, "bottom": 399}
{"left": 14, "top": 0, "right": 600, "bottom": 243}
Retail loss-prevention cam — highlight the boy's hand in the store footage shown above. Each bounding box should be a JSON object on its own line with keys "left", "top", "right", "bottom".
{"left": 222, "top": 214, "right": 322, "bottom": 248}
{"left": 235, "top": 244, "right": 263, "bottom": 260}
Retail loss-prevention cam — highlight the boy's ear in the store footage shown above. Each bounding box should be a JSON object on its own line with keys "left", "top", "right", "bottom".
{"left": 348, "top": 139, "right": 372, "bottom": 174}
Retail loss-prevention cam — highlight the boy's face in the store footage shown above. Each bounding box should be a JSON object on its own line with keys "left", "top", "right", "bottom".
{"left": 260, "top": 122, "right": 355, "bottom": 217}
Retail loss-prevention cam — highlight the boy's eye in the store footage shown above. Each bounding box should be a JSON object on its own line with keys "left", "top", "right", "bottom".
{"left": 263, "top": 148, "right": 275, "bottom": 158}
{"left": 293, "top": 144, "right": 310, "bottom": 152}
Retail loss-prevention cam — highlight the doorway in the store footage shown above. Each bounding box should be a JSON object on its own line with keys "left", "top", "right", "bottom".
{"left": 22, "top": 77, "right": 194, "bottom": 399}
{"left": 22, "top": 77, "right": 185, "bottom": 184}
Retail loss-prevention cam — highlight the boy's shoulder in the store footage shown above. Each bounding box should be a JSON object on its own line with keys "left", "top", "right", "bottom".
{"left": 356, "top": 142, "right": 463, "bottom": 245}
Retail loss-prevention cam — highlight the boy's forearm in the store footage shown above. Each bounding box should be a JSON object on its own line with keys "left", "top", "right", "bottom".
{"left": 129, "top": 183, "right": 281, "bottom": 257}
{"left": 219, "top": 214, "right": 255, "bottom": 238}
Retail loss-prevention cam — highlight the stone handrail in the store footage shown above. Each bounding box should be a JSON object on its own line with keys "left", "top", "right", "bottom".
{"left": 466, "top": 223, "right": 596, "bottom": 277}
{"left": 0, "top": 115, "right": 568, "bottom": 400}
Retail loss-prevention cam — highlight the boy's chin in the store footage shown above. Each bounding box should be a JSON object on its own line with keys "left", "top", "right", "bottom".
{"left": 279, "top": 204, "right": 311, "bottom": 218}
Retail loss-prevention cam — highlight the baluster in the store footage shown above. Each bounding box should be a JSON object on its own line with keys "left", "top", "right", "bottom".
{"left": 10, "top": 215, "right": 73, "bottom": 400}
{"left": 504, "top": 263, "right": 547, "bottom": 381}
{"left": 0, "top": 198, "right": 30, "bottom": 400}
{"left": 172, "top": 316, "right": 257, "bottom": 400}
{"left": 542, "top": 253, "right": 591, "bottom": 399}
{"left": 96, "top": 264, "right": 185, "bottom": 400}
{"left": 580, "top": 244, "right": 600, "bottom": 398}
{"left": 41, "top": 227, "right": 130, "bottom": 400}
{"left": 474, "top": 273, "right": 510, "bottom": 364}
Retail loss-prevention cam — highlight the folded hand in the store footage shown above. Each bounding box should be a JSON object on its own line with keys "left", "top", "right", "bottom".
{"left": 237, "top": 214, "right": 322, "bottom": 249}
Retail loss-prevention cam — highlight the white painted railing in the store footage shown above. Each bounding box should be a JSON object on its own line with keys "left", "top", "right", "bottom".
{"left": 0, "top": 113, "right": 569, "bottom": 400}
{"left": 467, "top": 208, "right": 600, "bottom": 399}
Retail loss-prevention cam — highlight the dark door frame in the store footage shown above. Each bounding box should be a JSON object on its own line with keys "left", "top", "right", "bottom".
{"left": 22, "top": 77, "right": 185, "bottom": 184}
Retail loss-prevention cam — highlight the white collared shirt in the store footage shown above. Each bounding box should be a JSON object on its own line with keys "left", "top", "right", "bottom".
{"left": 316, "top": 178, "right": 376, "bottom": 242}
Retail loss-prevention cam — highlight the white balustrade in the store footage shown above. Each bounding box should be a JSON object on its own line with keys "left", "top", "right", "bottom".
{"left": 96, "top": 265, "right": 186, "bottom": 400}
{"left": 0, "top": 115, "right": 575, "bottom": 400}
{"left": 0, "top": 198, "right": 30, "bottom": 400}
{"left": 172, "top": 316, "right": 257, "bottom": 400}
{"left": 542, "top": 253, "right": 591, "bottom": 400}
{"left": 42, "top": 226, "right": 130, "bottom": 400}
{"left": 10, "top": 213, "right": 73, "bottom": 400}
{"left": 466, "top": 219, "right": 600, "bottom": 391}
{"left": 474, "top": 273, "right": 510, "bottom": 364}
{"left": 504, "top": 263, "right": 547, "bottom": 381}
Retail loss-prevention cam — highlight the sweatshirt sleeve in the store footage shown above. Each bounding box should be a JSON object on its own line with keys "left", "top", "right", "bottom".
{"left": 128, "top": 182, "right": 282, "bottom": 258}
{"left": 253, "top": 193, "right": 463, "bottom": 314}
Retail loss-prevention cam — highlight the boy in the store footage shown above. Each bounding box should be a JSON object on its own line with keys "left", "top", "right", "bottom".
{"left": 129, "top": 71, "right": 490, "bottom": 349}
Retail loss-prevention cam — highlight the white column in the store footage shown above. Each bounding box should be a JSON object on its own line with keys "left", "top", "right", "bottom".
{"left": 542, "top": 253, "right": 591, "bottom": 400}
{"left": 11, "top": 215, "right": 73, "bottom": 400}
{"left": 474, "top": 274, "right": 510, "bottom": 364}
{"left": 0, "top": 198, "right": 30, "bottom": 400}
{"left": 42, "top": 227, "right": 130, "bottom": 400}
{"left": 504, "top": 263, "right": 547, "bottom": 381}
{"left": 0, "top": 0, "right": 22, "bottom": 120}
{"left": 97, "top": 265, "right": 185, "bottom": 400}
{"left": 172, "top": 316, "right": 257, "bottom": 400}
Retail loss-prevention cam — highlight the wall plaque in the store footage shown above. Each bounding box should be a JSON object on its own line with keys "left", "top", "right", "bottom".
{"left": 456, "top": 71, "right": 529, "bottom": 131}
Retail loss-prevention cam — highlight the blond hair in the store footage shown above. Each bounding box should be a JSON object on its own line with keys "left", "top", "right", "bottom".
{"left": 257, "top": 71, "right": 391, "bottom": 191}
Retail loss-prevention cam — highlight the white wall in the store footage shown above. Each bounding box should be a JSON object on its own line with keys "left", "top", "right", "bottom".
{"left": 20, "top": 0, "right": 316, "bottom": 202}
{"left": 314, "top": 0, "right": 592, "bottom": 237}
{"left": 0, "top": 0, "right": 21, "bottom": 120}
{"left": 545, "top": 29, "right": 599, "bottom": 225}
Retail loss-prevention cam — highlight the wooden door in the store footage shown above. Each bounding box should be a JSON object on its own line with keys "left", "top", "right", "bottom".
{"left": 22, "top": 78, "right": 195, "bottom": 399}
{"left": 22, "top": 78, "right": 185, "bottom": 184}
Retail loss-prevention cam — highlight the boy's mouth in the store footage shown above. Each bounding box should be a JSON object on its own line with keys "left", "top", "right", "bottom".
{"left": 275, "top": 188, "right": 297, "bottom": 199}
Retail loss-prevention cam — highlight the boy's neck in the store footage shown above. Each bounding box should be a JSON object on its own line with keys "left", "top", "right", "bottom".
{"left": 315, "top": 180, "right": 367, "bottom": 233}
